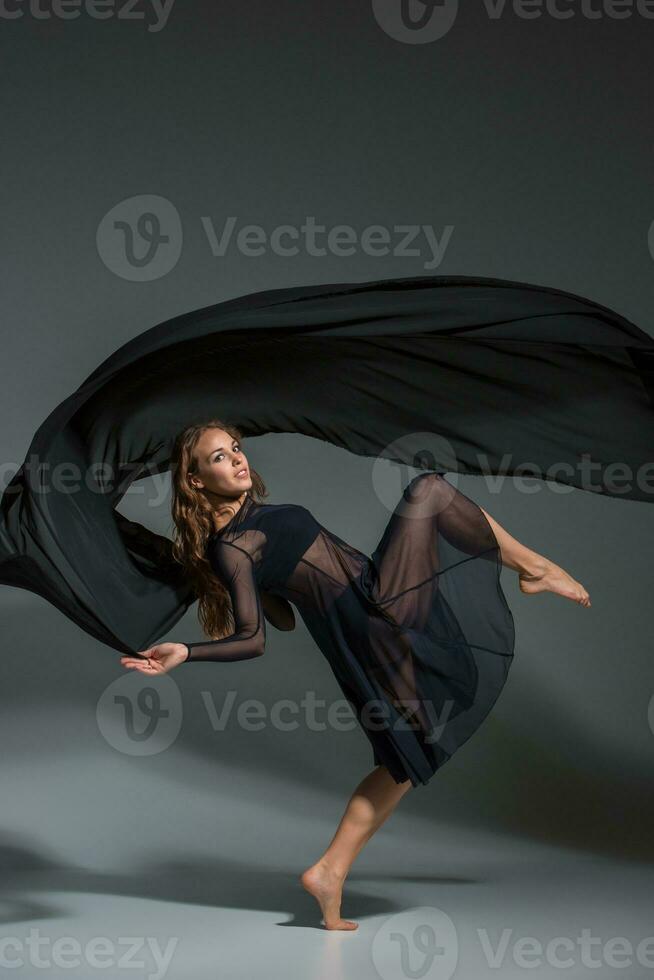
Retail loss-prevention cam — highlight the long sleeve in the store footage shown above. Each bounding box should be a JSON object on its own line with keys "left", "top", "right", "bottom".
{"left": 183, "top": 539, "right": 266, "bottom": 663}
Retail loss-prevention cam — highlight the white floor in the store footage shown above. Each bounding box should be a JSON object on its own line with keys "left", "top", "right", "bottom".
{"left": 2, "top": 827, "right": 652, "bottom": 980}
{"left": 2, "top": 582, "right": 652, "bottom": 980}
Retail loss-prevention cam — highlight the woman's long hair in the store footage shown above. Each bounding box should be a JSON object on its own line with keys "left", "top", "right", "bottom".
{"left": 170, "top": 418, "right": 268, "bottom": 640}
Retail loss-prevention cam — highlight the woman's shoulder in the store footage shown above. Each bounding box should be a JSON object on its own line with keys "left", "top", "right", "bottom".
{"left": 257, "top": 501, "right": 318, "bottom": 524}
{"left": 207, "top": 498, "right": 317, "bottom": 544}
{"left": 242, "top": 498, "right": 313, "bottom": 521}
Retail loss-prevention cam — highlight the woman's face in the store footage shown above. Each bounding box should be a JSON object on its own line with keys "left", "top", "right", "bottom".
{"left": 190, "top": 428, "right": 252, "bottom": 498}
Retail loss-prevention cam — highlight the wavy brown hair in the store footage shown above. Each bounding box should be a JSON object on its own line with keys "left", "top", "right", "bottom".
{"left": 170, "top": 418, "right": 268, "bottom": 640}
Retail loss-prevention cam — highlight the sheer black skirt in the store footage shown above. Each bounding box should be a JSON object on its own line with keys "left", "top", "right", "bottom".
{"left": 338, "top": 473, "right": 516, "bottom": 787}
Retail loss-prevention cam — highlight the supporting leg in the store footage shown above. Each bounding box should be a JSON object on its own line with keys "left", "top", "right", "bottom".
{"left": 300, "top": 765, "right": 413, "bottom": 930}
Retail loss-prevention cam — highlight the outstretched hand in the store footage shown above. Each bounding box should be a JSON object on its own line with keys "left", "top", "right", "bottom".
{"left": 120, "top": 642, "right": 188, "bottom": 674}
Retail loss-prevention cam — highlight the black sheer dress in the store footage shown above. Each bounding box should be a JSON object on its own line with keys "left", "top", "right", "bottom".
{"left": 183, "top": 474, "right": 515, "bottom": 788}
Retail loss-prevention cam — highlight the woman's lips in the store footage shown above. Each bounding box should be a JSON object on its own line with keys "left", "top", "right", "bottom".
{"left": 235, "top": 468, "right": 249, "bottom": 478}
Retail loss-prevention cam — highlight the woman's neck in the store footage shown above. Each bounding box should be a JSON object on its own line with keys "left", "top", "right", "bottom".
{"left": 212, "top": 490, "right": 248, "bottom": 531}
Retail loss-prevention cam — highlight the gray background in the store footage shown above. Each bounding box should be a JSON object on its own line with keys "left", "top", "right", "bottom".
{"left": 1, "top": 3, "right": 653, "bottom": 977}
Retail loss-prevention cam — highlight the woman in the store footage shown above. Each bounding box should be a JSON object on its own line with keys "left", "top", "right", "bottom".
{"left": 120, "top": 418, "right": 590, "bottom": 931}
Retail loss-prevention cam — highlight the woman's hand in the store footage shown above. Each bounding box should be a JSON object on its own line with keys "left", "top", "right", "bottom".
{"left": 120, "top": 642, "right": 188, "bottom": 674}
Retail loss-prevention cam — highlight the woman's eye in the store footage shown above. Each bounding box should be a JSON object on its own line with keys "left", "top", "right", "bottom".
{"left": 214, "top": 444, "right": 239, "bottom": 462}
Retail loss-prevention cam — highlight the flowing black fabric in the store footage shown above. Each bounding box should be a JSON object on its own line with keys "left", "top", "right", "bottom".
{"left": 183, "top": 481, "right": 514, "bottom": 786}
{"left": 1, "top": 272, "right": 652, "bottom": 670}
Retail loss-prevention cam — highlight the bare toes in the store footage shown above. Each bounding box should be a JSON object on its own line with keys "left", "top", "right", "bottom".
{"left": 325, "top": 918, "right": 358, "bottom": 931}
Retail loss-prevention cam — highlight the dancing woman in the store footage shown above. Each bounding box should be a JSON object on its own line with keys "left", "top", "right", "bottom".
{"left": 120, "top": 418, "right": 590, "bottom": 931}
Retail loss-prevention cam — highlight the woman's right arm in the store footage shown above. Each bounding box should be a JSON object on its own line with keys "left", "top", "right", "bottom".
{"left": 121, "top": 540, "right": 266, "bottom": 673}
{"left": 182, "top": 540, "right": 266, "bottom": 662}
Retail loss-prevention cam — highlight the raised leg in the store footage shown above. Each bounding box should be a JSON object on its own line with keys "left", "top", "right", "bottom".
{"left": 478, "top": 507, "right": 591, "bottom": 607}
{"left": 363, "top": 472, "right": 588, "bottom": 760}
{"left": 300, "top": 764, "right": 412, "bottom": 930}
{"left": 364, "top": 472, "right": 497, "bottom": 738}
{"left": 368, "top": 472, "right": 498, "bottom": 628}
{"left": 477, "top": 507, "right": 546, "bottom": 575}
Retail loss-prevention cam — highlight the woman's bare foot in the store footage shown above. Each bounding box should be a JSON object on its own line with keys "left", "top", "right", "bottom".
{"left": 519, "top": 557, "right": 591, "bottom": 607}
{"left": 300, "top": 858, "right": 358, "bottom": 930}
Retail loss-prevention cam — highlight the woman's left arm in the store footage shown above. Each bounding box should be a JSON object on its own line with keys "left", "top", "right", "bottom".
{"left": 261, "top": 590, "right": 296, "bottom": 631}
